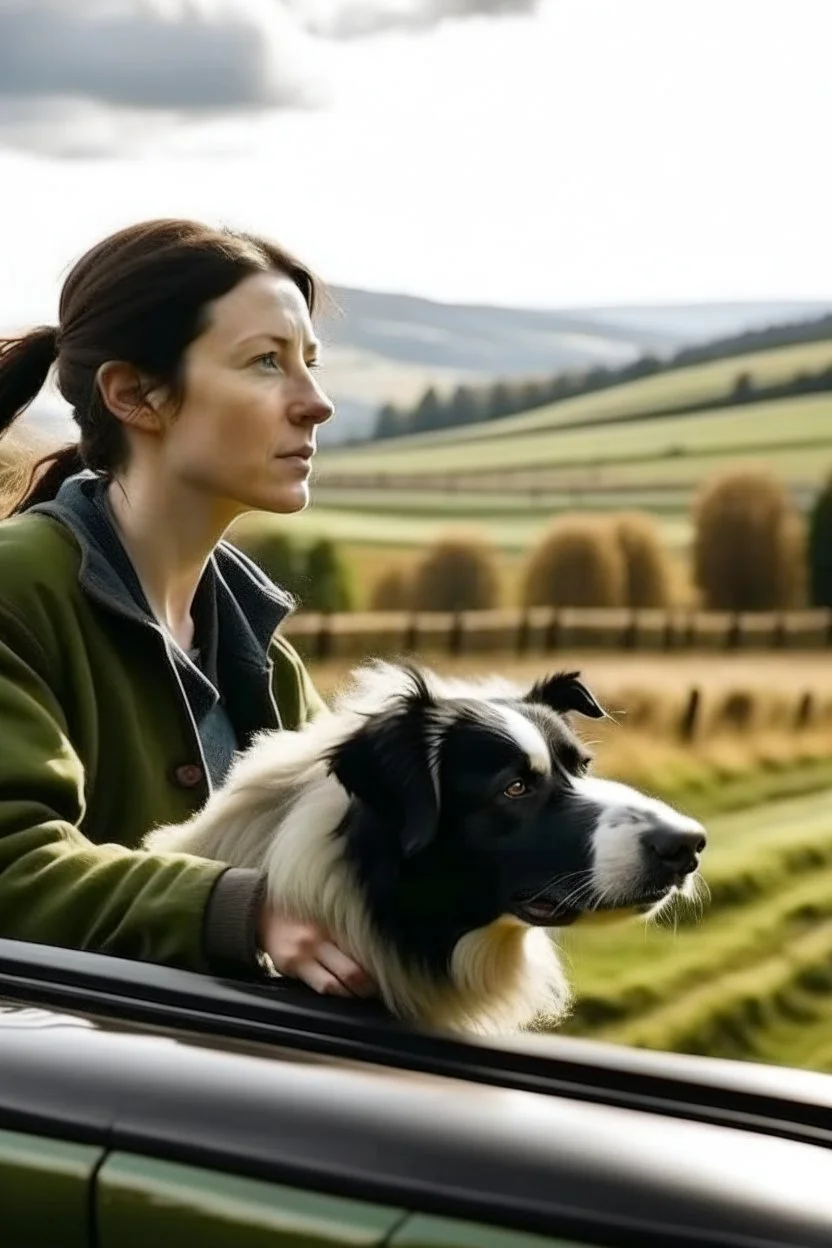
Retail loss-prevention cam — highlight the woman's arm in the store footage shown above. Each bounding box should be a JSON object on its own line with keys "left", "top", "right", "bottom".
{"left": 0, "top": 606, "right": 248, "bottom": 973}
{"left": 0, "top": 608, "right": 376, "bottom": 998}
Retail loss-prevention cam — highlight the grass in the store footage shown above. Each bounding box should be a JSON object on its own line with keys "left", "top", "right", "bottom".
{"left": 257, "top": 504, "right": 692, "bottom": 557}
{"left": 319, "top": 392, "right": 832, "bottom": 478}
{"left": 306, "top": 488, "right": 693, "bottom": 516}
{"left": 325, "top": 337, "right": 832, "bottom": 453}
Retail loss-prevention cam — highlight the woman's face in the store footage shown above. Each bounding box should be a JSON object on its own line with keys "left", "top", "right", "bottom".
{"left": 157, "top": 269, "right": 334, "bottom": 516}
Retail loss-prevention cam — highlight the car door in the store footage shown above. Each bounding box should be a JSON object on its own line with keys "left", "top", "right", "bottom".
{"left": 0, "top": 1124, "right": 101, "bottom": 1248}
{"left": 95, "top": 1151, "right": 593, "bottom": 1248}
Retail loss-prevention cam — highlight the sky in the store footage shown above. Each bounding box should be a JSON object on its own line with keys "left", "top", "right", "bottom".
{"left": 1, "top": 0, "right": 831, "bottom": 326}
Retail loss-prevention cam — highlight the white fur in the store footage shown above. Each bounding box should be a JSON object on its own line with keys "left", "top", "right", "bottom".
{"left": 573, "top": 775, "right": 705, "bottom": 907}
{"left": 146, "top": 662, "right": 570, "bottom": 1036}
{"left": 492, "top": 702, "right": 551, "bottom": 774}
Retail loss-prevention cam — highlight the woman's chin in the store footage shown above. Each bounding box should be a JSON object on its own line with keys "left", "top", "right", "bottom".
{"left": 249, "top": 484, "right": 311, "bottom": 515}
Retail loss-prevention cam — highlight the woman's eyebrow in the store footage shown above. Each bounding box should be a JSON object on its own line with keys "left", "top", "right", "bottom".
{"left": 236, "top": 332, "right": 321, "bottom": 355}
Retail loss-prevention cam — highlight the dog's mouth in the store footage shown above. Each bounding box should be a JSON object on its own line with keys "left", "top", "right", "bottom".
{"left": 509, "top": 890, "right": 583, "bottom": 927}
{"left": 510, "top": 881, "right": 680, "bottom": 927}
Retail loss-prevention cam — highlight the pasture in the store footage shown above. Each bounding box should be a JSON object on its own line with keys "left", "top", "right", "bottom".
{"left": 318, "top": 392, "right": 832, "bottom": 479}
{"left": 323, "top": 336, "right": 832, "bottom": 453}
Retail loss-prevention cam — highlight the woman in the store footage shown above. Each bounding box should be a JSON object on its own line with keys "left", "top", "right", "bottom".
{"left": 0, "top": 217, "right": 376, "bottom": 1000}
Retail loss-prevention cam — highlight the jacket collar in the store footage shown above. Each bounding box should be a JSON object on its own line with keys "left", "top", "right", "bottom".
{"left": 28, "top": 471, "right": 295, "bottom": 672}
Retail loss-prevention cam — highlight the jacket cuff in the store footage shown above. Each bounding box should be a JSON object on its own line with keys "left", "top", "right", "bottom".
{"left": 202, "top": 867, "right": 267, "bottom": 976}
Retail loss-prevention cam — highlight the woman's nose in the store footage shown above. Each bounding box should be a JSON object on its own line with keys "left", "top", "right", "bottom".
{"left": 291, "top": 381, "right": 335, "bottom": 427}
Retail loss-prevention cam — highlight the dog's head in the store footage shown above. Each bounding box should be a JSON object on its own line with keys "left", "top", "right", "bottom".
{"left": 325, "top": 662, "right": 706, "bottom": 938}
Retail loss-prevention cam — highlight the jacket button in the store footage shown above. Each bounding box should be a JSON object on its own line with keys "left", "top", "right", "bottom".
{"left": 173, "top": 763, "right": 205, "bottom": 789}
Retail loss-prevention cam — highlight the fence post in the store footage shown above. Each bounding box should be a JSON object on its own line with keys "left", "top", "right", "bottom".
{"left": 679, "top": 687, "right": 701, "bottom": 743}
{"left": 516, "top": 611, "right": 531, "bottom": 656}
{"left": 795, "top": 691, "right": 814, "bottom": 730}
{"left": 448, "top": 613, "right": 464, "bottom": 656}
{"left": 316, "top": 614, "right": 332, "bottom": 662}
{"left": 544, "top": 609, "right": 561, "bottom": 653}
{"left": 726, "top": 614, "right": 742, "bottom": 650}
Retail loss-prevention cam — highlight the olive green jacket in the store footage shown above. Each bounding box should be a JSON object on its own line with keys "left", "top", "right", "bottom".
{"left": 0, "top": 473, "right": 326, "bottom": 977}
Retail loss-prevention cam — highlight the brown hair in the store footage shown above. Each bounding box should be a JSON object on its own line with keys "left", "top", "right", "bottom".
{"left": 0, "top": 218, "right": 321, "bottom": 516}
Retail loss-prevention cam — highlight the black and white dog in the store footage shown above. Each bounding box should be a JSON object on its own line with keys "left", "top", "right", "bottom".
{"left": 146, "top": 661, "right": 706, "bottom": 1036}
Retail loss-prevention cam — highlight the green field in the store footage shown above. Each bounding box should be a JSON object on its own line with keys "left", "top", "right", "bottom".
{"left": 258, "top": 502, "right": 692, "bottom": 554}
{"left": 320, "top": 392, "right": 832, "bottom": 479}
{"left": 559, "top": 785, "right": 832, "bottom": 1071}
{"left": 327, "top": 337, "right": 832, "bottom": 454}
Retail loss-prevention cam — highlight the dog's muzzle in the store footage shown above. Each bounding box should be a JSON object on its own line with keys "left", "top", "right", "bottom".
{"left": 508, "top": 782, "right": 707, "bottom": 927}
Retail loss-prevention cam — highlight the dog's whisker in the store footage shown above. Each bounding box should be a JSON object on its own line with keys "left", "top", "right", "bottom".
{"left": 523, "top": 867, "right": 594, "bottom": 906}
{"left": 555, "top": 877, "right": 599, "bottom": 913}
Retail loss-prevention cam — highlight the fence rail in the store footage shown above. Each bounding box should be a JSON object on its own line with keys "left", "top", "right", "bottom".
{"left": 282, "top": 606, "right": 832, "bottom": 662}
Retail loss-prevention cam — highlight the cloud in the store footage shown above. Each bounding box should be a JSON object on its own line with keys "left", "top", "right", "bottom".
{"left": 0, "top": 0, "right": 541, "bottom": 156}
{"left": 0, "top": 0, "right": 324, "bottom": 155}
{"left": 0, "top": 0, "right": 321, "bottom": 109}
{"left": 291, "top": 0, "right": 541, "bottom": 39}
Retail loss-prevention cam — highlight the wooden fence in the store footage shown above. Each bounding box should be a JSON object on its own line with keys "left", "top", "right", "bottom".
{"left": 282, "top": 606, "right": 832, "bottom": 663}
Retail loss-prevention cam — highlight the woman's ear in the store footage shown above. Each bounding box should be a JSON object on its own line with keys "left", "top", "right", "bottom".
{"left": 95, "top": 361, "right": 168, "bottom": 433}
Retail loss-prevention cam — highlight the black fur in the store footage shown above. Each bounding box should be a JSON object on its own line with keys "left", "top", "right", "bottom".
{"left": 326, "top": 669, "right": 607, "bottom": 978}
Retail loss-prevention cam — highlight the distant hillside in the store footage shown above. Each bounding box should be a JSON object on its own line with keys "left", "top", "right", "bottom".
{"left": 318, "top": 290, "right": 832, "bottom": 444}
{"left": 15, "top": 289, "right": 832, "bottom": 447}
{"left": 367, "top": 307, "right": 832, "bottom": 444}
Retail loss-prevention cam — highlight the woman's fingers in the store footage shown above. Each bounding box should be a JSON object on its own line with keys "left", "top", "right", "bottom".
{"left": 315, "top": 940, "right": 378, "bottom": 998}
{"left": 259, "top": 908, "right": 378, "bottom": 998}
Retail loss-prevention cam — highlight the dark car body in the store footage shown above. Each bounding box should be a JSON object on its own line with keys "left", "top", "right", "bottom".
{"left": 2, "top": 936, "right": 832, "bottom": 1247}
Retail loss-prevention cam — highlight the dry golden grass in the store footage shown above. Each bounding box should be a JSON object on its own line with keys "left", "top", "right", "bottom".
{"left": 307, "top": 651, "right": 832, "bottom": 817}
{"left": 309, "top": 650, "right": 832, "bottom": 703}
{"left": 0, "top": 428, "right": 49, "bottom": 516}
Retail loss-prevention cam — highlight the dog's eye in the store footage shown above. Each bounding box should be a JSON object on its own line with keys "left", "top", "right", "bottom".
{"left": 504, "top": 778, "right": 530, "bottom": 798}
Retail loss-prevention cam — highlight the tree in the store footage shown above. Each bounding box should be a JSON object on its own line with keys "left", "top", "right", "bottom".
{"left": 731, "top": 372, "right": 755, "bottom": 402}
{"left": 410, "top": 534, "right": 501, "bottom": 612}
{"left": 301, "top": 539, "right": 355, "bottom": 613}
{"left": 521, "top": 517, "right": 626, "bottom": 608}
{"left": 236, "top": 528, "right": 303, "bottom": 598}
{"left": 518, "top": 380, "right": 547, "bottom": 412}
{"left": 613, "top": 511, "right": 676, "bottom": 608}
{"left": 485, "top": 382, "right": 514, "bottom": 422}
{"left": 369, "top": 568, "right": 411, "bottom": 611}
{"left": 411, "top": 387, "right": 444, "bottom": 434}
{"left": 807, "top": 471, "right": 832, "bottom": 608}
{"left": 447, "top": 385, "right": 483, "bottom": 428}
{"left": 692, "top": 469, "right": 806, "bottom": 611}
{"left": 374, "top": 402, "right": 403, "bottom": 440}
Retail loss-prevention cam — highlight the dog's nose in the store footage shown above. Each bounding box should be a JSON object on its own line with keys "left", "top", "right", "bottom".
{"left": 643, "top": 822, "right": 707, "bottom": 876}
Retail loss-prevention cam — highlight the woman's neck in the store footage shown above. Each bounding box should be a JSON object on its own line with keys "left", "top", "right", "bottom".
{"left": 105, "top": 469, "right": 240, "bottom": 651}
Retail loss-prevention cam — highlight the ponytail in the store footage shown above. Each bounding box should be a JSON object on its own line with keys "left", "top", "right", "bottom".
{"left": 0, "top": 326, "right": 58, "bottom": 433}
{"left": 0, "top": 327, "right": 84, "bottom": 516}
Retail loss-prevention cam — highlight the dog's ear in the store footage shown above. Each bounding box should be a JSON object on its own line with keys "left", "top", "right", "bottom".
{"left": 327, "top": 703, "right": 440, "bottom": 858}
{"left": 524, "top": 671, "right": 606, "bottom": 720}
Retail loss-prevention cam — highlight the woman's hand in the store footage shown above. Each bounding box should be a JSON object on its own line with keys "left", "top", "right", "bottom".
{"left": 257, "top": 905, "right": 378, "bottom": 999}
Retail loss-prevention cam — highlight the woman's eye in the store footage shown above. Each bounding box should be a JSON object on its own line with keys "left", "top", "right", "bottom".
{"left": 504, "top": 779, "right": 530, "bottom": 798}
{"left": 255, "top": 353, "right": 282, "bottom": 373}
